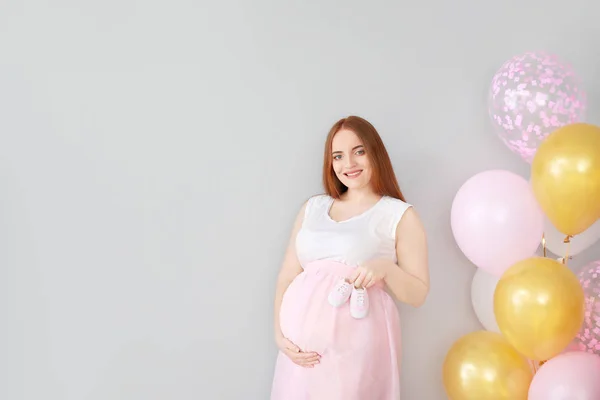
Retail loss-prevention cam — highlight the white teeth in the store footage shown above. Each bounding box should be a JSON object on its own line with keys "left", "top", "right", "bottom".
{"left": 346, "top": 171, "right": 361, "bottom": 177}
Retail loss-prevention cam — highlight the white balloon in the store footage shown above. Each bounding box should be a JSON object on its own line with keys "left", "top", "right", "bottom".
{"left": 471, "top": 268, "right": 501, "bottom": 333}
{"left": 543, "top": 217, "right": 600, "bottom": 257}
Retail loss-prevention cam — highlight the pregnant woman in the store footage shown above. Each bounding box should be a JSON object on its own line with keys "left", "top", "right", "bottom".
{"left": 270, "top": 116, "right": 430, "bottom": 399}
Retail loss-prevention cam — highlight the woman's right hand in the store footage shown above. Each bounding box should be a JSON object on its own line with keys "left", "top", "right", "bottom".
{"left": 276, "top": 334, "right": 321, "bottom": 368}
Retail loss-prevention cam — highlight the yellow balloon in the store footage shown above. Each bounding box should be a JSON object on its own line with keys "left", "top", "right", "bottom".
{"left": 494, "top": 257, "right": 585, "bottom": 361}
{"left": 442, "top": 330, "right": 532, "bottom": 400}
{"left": 531, "top": 123, "right": 600, "bottom": 236}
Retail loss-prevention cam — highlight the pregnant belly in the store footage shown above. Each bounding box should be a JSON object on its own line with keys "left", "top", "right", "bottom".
{"left": 279, "top": 268, "right": 376, "bottom": 355}
{"left": 278, "top": 270, "right": 339, "bottom": 354}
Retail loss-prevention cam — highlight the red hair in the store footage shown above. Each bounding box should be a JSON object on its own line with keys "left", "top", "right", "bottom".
{"left": 322, "top": 116, "right": 406, "bottom": 201}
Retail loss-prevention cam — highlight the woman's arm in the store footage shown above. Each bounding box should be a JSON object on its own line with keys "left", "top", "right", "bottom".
{"left": 273, "top": 201, "right": 306, "bottom": 341}
{"left": 273, "top": 200, "right": 321, "bottom": 367}
{"left": 383, "top": 207, "right": 430, "bottom": 307}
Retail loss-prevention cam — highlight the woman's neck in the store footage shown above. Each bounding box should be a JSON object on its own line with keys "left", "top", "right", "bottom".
{"left": 341, "top": 187, "right": 380, "bottom": 204}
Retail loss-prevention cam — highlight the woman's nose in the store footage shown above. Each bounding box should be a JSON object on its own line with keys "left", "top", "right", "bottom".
{"left": 345, "top": 155, "right": 356, "bottom": 168}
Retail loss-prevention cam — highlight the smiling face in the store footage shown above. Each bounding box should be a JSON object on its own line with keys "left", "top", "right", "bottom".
{"left": 331, "top": 128, "right": 373, "bottom": 191}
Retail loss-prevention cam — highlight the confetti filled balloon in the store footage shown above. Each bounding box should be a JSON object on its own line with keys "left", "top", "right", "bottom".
{"left": 488, "top": 51, "right": 587, "bottom": 163}
{"left": 570, "top": 261, "right": 600, "bottom": 355}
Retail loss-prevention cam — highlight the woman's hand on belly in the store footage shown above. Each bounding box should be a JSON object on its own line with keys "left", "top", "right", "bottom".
{"left": 276, "top": 334, "right": 321, "bottom": 368}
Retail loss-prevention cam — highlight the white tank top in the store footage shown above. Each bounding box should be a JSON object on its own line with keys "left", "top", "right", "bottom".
{"left": 296, "top": 194, "right": 413, "bottom": 268}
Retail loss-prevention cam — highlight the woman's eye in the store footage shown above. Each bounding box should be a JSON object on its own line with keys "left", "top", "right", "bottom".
{"left": 356, "top": 150, "right": 365, "bottom": 155}
{"left": 333, "top": 155, "right": 342, "bottom": 160}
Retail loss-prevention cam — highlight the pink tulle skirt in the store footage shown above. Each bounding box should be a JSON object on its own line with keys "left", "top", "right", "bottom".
{"left": 271, "top": 260, "right": 402, "bottom": 400}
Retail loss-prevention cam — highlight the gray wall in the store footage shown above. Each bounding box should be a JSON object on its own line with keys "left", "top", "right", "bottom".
{"left": 1, "top": 1, "right": 600, "bottom": 399}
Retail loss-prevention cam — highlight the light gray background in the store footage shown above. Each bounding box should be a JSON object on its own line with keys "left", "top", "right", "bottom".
{"left": 1, "top": 1, "right": 600, "bottom": 399}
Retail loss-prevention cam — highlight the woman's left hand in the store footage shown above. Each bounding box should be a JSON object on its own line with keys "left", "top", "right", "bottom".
{"left": 346, "top": 259, "right": 391, "bottom": 289}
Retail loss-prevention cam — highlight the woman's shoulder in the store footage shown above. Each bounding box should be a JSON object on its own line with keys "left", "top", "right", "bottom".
{"left": 303, "top": 193, "right": 331, "bottom": 212}
{"left": 378, "top": 196, "right": 415, "bottom": 235}
{"left": 299, "top": 193, "right": 329, "bottom": 206}
{"left": 379, "top": 196, "right": 426, "bottom": 239}
{"left": 292, "top": 193, "right": 331, "bottom": 220}
{"left": 380, "top": 195, "right": 412, "bottom": 213}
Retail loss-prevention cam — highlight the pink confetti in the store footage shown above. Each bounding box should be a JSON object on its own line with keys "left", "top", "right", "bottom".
{"left": 571, "top": 261, "right": 600, "bottom": 357}
{"left": 488, "top": 51, "right": 587, "bottom": 163}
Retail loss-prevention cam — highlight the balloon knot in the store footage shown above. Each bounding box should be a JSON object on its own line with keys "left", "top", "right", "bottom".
{"left": 563, "top": 235, "right": 572, "bottom": 243}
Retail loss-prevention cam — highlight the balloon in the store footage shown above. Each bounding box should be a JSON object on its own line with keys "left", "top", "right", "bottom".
{"left": 543, "top": 217, "right": 600, "bottom": 257}
{"left": 531, "top": 123, "right": 600, "bottom": 236}
{"left": 494, "top": 257, "right": 585, "bottom": 361}
{"left": 528, "top": 351, "right": 600, "bottom": 400}
{"left": 570, "top": 261, "right": 600, "bottom": 355}
{"left": 488, "top": 50, "right": 586, "bottom": 164}
{"left": 442, "top": 330, "right": 532, "bottom": 400}
{"left": 451, "top": 169, "right": 544, "bottom": 276}
{"left": 471, "top": 268, "right": 501, "bottom": 333}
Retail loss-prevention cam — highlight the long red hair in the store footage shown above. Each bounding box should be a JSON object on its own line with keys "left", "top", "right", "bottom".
{"left": 322, "top": 116, "right": 406, "bottom": 201}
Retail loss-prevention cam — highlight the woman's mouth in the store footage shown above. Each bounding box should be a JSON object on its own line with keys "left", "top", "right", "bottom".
{"left": 344, "top": 170, "right": 363, "bottom": 179}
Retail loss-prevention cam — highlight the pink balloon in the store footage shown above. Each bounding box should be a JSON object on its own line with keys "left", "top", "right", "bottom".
{"left": 529, "top": 351, "right": 600, "bottom": 400}
{"left": 569, "top": 261, "right": 600, "bottom": 355}
{"left": 451, "top": 170, "right": 544, "bottom": 276}
{"left": 488, "top": 51, "right": 587, "bottom": 164}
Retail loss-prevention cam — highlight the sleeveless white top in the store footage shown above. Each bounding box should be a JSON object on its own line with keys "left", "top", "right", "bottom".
{"left": 296, "top": 194, "right": 413, "bottom": 268}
